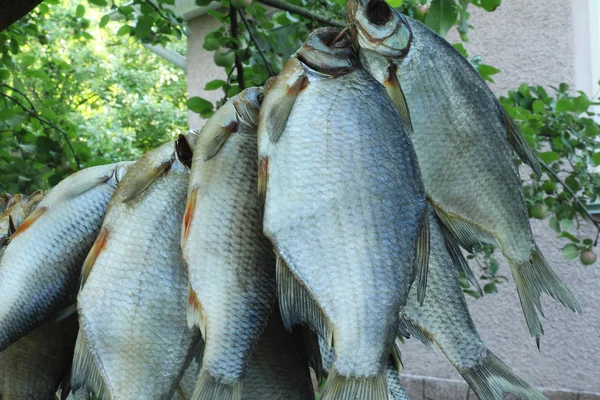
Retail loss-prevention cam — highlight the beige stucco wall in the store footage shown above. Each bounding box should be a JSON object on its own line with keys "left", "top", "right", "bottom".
{"left": 185, "top": 0, "right": 600, "bottom": 394}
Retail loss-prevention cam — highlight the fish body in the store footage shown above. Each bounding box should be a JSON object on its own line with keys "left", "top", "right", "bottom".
{"left": 347, "top": 0, "right": 579, "bottom": 340}
{"left": 0, "top": 315, "right": 78, "bottom": 400}
{"left": 258, "top": 27, "right": 426, "bottom": 399}
{"left": 0, "top": 162, "right": 132, "bottom": 350}
{"left": 72, "top": 135, "right": 200, "bottom": 400}
{"left": 182, "top": 88, "right": 277, "bottom": 400}
{"left": 242, "top": 309, "right": 314, "bottom": 400}
{"left": 399, "top": 205, "right": 547, "bottom": 400}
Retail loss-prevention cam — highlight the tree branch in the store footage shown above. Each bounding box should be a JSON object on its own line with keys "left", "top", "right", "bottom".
{"left": 1, "top": 85, "right": 81, "bottom": 169}
{"left": 230, "top": 4, "right": 246, "bottom": 90}
{"left": 540, "top": 160, "right": 600, "bottom": 239}
{"left": 238, "top": 11, "right": 275, "bottom": 77}
{"left": 255, "top": 0, "right": 345, "bottom": 28}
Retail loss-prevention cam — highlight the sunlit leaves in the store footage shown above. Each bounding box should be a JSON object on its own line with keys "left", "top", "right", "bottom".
{"left": 426, "top": 0, "right": 458, "bottom": 37}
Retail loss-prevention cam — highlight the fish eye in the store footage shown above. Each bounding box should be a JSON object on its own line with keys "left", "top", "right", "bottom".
{"left": 366, "top": 0, "right": 392, "bottom": 26}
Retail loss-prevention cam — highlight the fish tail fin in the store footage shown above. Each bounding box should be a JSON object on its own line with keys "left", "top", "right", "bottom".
{"left": 71, "top": 332, "right": 111, "bottom": 400}
{"left": 508, "top": 247, "right": 580, "bottom": 343}
{"left": 191, "top": 369, "right": 242, "bottom": 400}
{"left": 461, "top": 350, "right": 547, "bottom": 400}
{"left": 321, "top": 368, "right": 388, "bottom": 400}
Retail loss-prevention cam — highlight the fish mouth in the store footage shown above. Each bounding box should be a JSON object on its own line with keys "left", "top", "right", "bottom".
{"left": 347, "top": 0, "right": 412, "bottom": 59}
{"left": 233, "top": 87, "right": 263, "bottom": 133}
{"left": 296, "top": 27, "right": 357, "bottom": 76}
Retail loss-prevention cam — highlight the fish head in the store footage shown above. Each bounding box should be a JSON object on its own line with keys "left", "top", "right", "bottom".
{"left": 233, "top": 87, "right": 264, "bottom": 134}
{"left": 347, "top": 0, "right": 412, "bottom": 59}
{"left": 295, "top": 27, "right": 357, "bottom": 76}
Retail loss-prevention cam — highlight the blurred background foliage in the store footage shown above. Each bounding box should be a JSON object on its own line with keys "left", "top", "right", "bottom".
{"left": 1, "top": 0, "right": 599, "bottom": 285}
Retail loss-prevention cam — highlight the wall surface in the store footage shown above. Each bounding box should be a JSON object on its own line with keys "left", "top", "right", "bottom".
{"left": 185, "top": 0, "right": 600, "bottom": 395}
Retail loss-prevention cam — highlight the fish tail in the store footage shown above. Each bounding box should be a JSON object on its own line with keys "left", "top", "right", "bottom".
{"left": 461, "top": 350, "right": 547, "bottom": 400}
{"left": 191, "top": 369, "right": 242, "bottom": 400}
{"left": 71, "top": 331, "right": 111, "bottom": 400}
{"left": 321, "top": 368, "right": 388, "bottom": 400}
{"left": 508, "top": 247, "right": 580, "bottom": 343}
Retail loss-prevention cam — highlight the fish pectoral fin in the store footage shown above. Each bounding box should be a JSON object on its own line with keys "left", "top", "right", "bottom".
{"left": 413, "top": 211, "right": 430, "bottom": 305}
{"left": 299, "top": 326, "right": 328, "bottom": 382}
{"left": 201, "top": 120, "right": 239, "bottom": 161}
{"left": 71, "top": 333, "right": 110, "bottom": 400}
{"left": 502, "top": 107, "right": 542, "bottom": 176}
{"left": 438, "top": 217, "right": 482, "bottom": 295}
{"left": 508, "top": 246, "right": 580, "bottom": 345}
{"left": 80, "top": 227, "right": 109, "bottom": 290}
{"left": 257, "top": 157, "right": 269, "bottom": 222}
{"left": 121, "top": 159, "right": 172, "bottom": 204}
{"left": 431, "top": 203, "right": 496, "bottom": 252}
{"left": 397, "top": 315, "right": 434, "bottom": 348}
{"left": 386, "top": 64, "right": 413, "bottom": 132}
{"left": 460, "top": 350, "right": 548, "bottom": 400}
{"left": 276, "top": 254, "right": 333, "bottom": 346}
{"left": 392, "top": 340, "right": 404, "bottom": 371}
{"left": 321, "top": 367, "right": 388, "bottom": 400}
{"left": 262, "top": 58, "right": 307, "bottom": 143}
{"left": 187, "top": 285, "right": 207, "bottom": 339}
{"left": 192, "top": 369, "right": 242, "bottom": 400}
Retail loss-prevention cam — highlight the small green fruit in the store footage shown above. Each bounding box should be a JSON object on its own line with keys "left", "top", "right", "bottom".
{"left": 415, "top": 4, "right": 429, "bottom": 17}
{"left": 231, "top": 0, "right": 252, "bottom": 8}
{"left": 213, "top": 48, "right": 235, "bottom": 67}
{"left": 530, "top": 203, "right": 549, "bottom": 219}
{"left": 580, "top": 250, "right": 597, "bottom": 265}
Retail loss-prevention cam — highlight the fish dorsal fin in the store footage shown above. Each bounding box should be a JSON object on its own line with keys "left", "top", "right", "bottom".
{"left": 260, "top": 57, "right": 308, "bottom": 143}
{"left": 386, "top": 63, "right": 413, "bottom": 132}
{"left": 501, "top": 107, "right": 541, "bottom": 175}
{"left": 202, "top": 120, "right": 239, "bottom": 162}
{"left": 413, "top": 210, "right": 430, "bottom": 305}
{"left": 121, "top": 159, "right": 172, "bottom": 204}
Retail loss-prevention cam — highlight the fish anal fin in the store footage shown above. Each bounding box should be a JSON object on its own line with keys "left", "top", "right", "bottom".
{"left": 386, "top": 63, "right": 413, "bottom": 132}
{"left": 413, "top": 210, "right": 430, "bottom": 305}
{"left": 71, "top": 333, "right": 111, "bottom": 399}
{"left": 122, "top": 160, "right": 172, "bottom": 204}
{"left": 260, "top": 58, "right": 307, "bottom": 143}
{"left": 276, "top": 254, "right": 333, "bottom": 345}
{"left": 321, "top": 367, "right": 388, "bottom": 400}
{"left": 11, "top": 206, "right": 47, "bottom": 239}
{"left": 80, "top": 227, "right": 109, "bottom": 289}
{"left": 257, "top": 157, "right": 269, "bottom": 222}
{"left": 192, "top": 369, "right": 242, "bottom": 400}
{"left": 461, "top": 350, "right": 547, "bottom": 400}
{"left": 509, "top": 246, "right": 580, "bottom": 343}
{"left": 502, "top": 107, "right": 542, "bottom": 176}
{"left": 188, "top": 285, "right": 207, "bottom": 339}
{"left": 183, "top": 188, "right": 198, "bottom": 242}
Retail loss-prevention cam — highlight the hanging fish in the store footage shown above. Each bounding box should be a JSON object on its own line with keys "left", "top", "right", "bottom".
{"left": 399, "top": 205, "right": 548, "bottom": 400}
{"left": 182, "top": 87, "right": 278, "bottom": 400}
{"left": 257, "top": 27, "right": 428, "bottom": 400}
{"left": 0, "top": 162, "right": 133, "bottom": 351}
{"left": 346, "top": 0, "right": 579, "bottom": 342}
{"left": 72, "top": 133, "right": 202, "bottom": 400}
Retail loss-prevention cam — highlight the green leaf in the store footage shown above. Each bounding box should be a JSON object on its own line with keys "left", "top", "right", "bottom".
{"left": 117, "top": 25, "right": 132, "bottom": 36}
{"left": 186, "top": 96, "right": 214, "bottom": 114}
{"left": 558, "top": 83, "right": 570, "bottom": 93}
{"left": 88, "top": 0, "right": 108, "bottom": 6}
{"left": 21, "top": 54, "right": 36, "bottom": 66}
{"left": 478, "top": 0, "right": 501, "bottom": 11}
{"left": 562, "top": 243, "right": 579, "bottom": 260}
{"left": 76, "top": 4, "right": 86, "bottom": 18}
{"left": 196, "top": 0, "right": 215, "bottom": 5}
{"left": 204, "top": 80, "right": 226, "bottom": 90}
{"left": 565, "top": 175, "right": 580, "bottom": 192}
{"left": 425, "top": 0, "right": 458, "bottom": 37}
{"left": 538, "top": 151, "right": 559, "bottom": 163}
{"left": 386, "top": 0, "right": 403, "bottom": 7}
{"left": 549, "top": 216, "right": 561, "bottom": 233}
{"left": 559, "top": 218, "right": 574, "bottom": 230}
{"left": 592, "top": 152, "right": 600, "bottom": 166}
{"left": 135, "top": 16, "right": 154, "bottom": 39}
{"left": 555, "top": 98, "right": 573, "bottom": 113}
{"left": 483, "top": 282, "right": 497, "bottom": 294}
{"left": 532, "top": 100, "right": 545, "bottom": 114}
{"left": 478, "top": 64, "right": 501, "bottom": 83}
{"left": 573, "top": 94, "right": 590, "bottom": 114}
{"left": 99, "top": 15, "right": 110, "bottom": 28}
{"left": 452, "top": 43, "right": 468, "bottom": 58}
{"left": 559, "top": 231, "right": 580, "bottom": 243}
{"left": 583, "top": 238, "right": 594, "bottom": 246}
{"left": 463, "top": 289, "right": 481, "bottom": 298}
